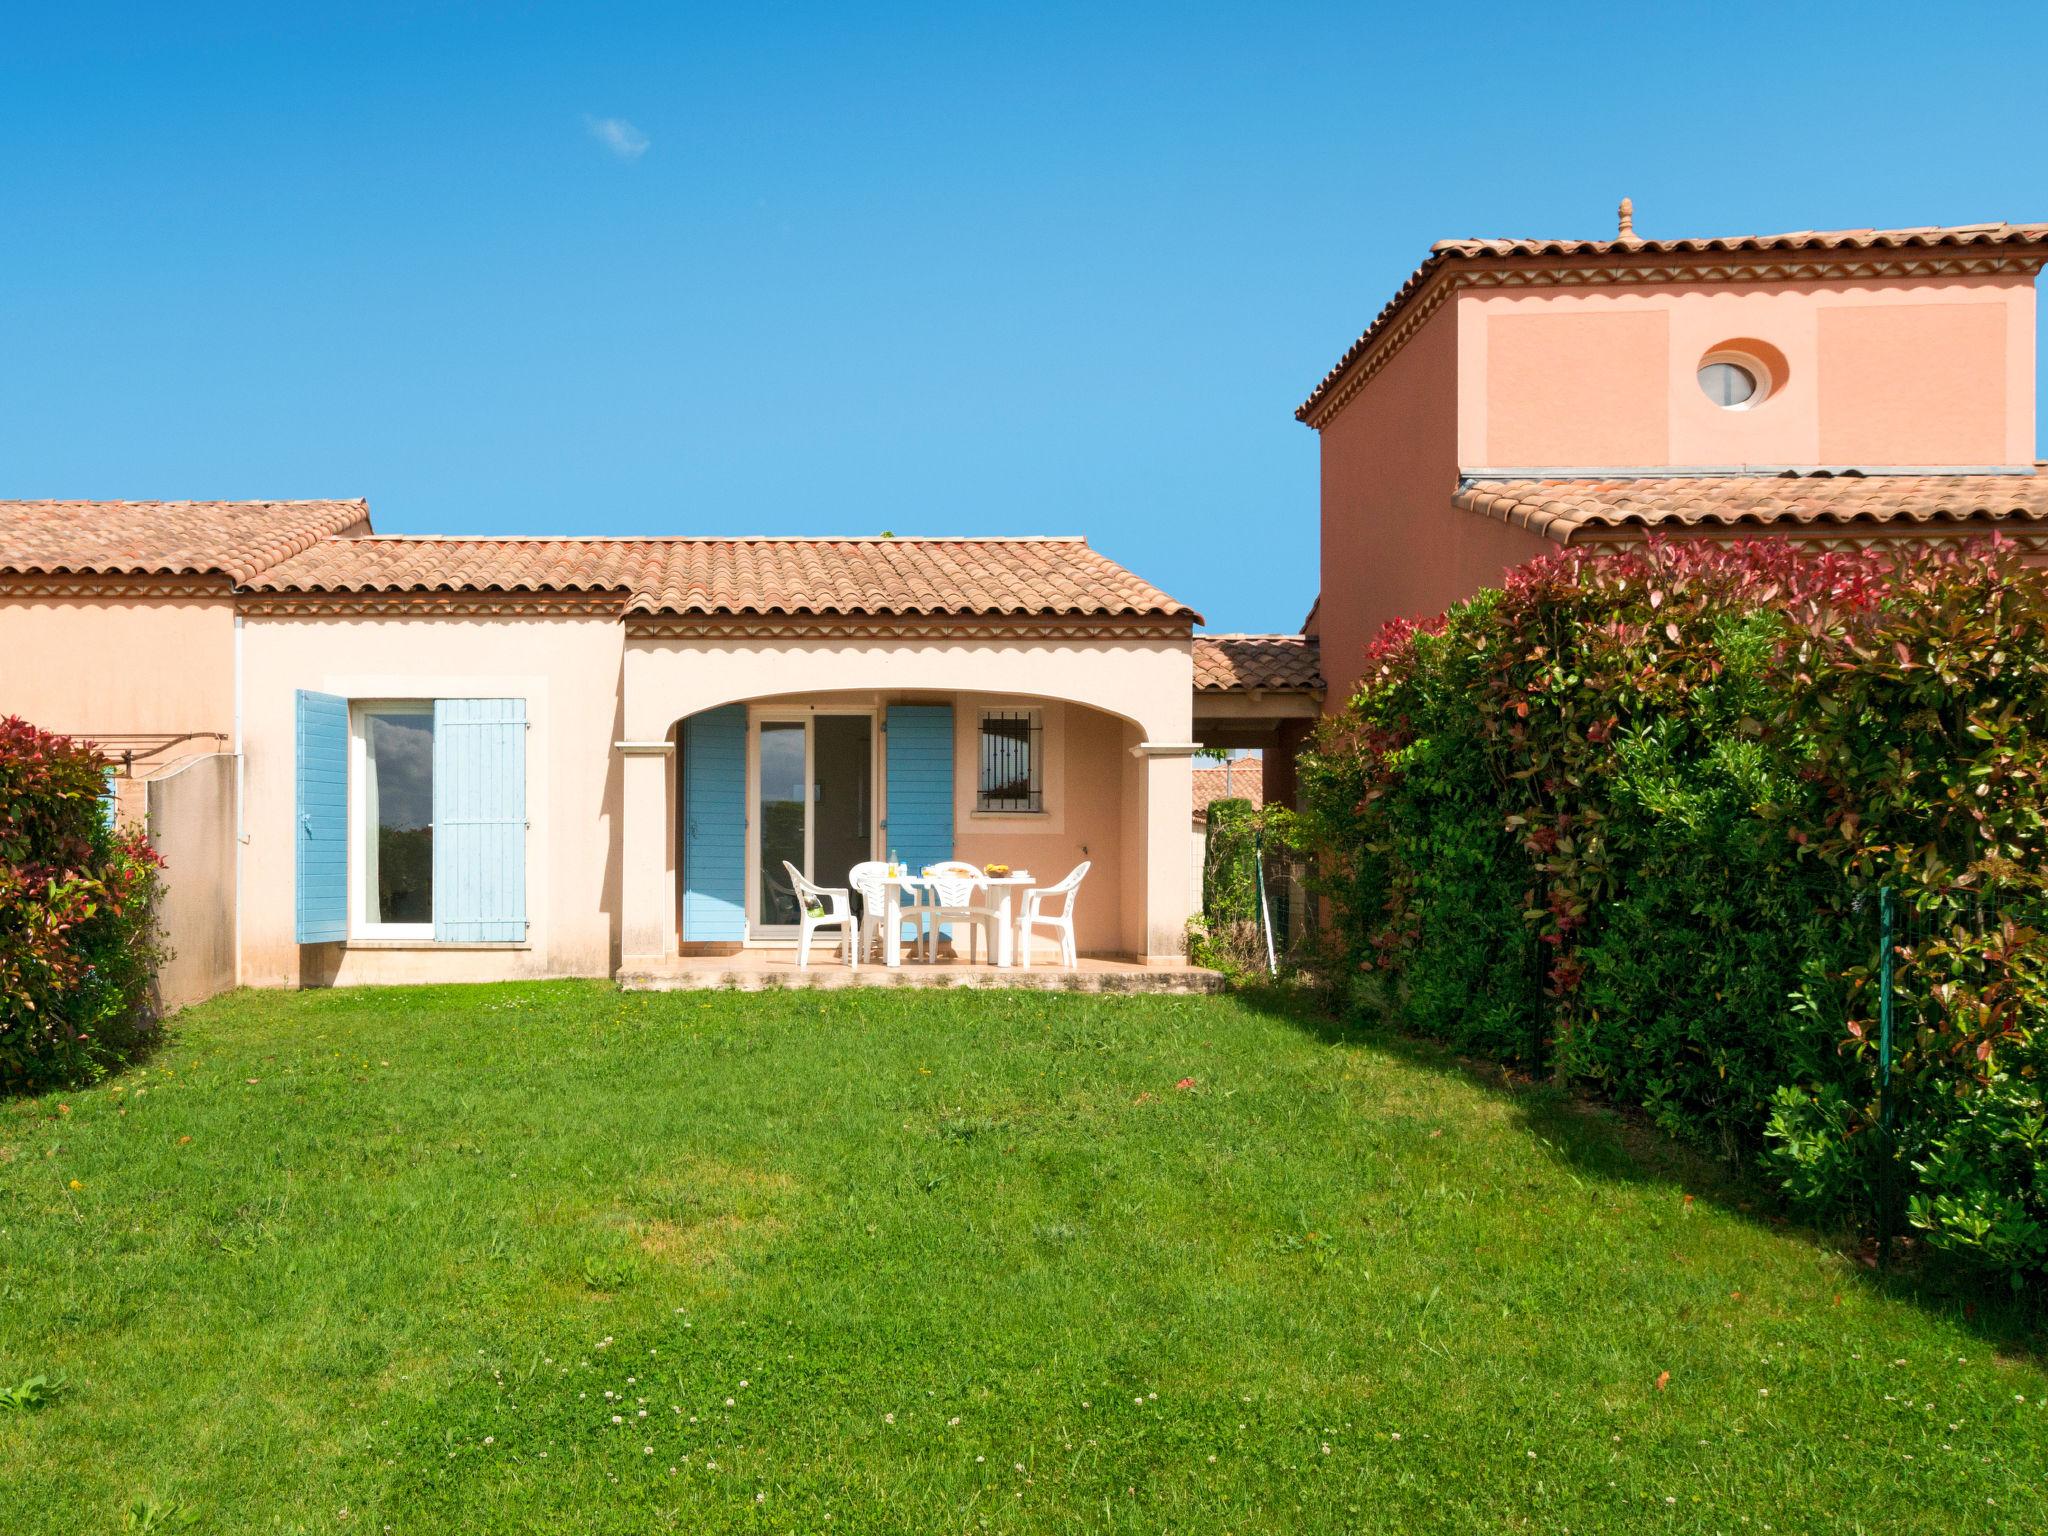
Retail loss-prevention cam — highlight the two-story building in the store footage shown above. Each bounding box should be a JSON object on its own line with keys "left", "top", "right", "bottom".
{"left": 1197, "top": 214, "right": 2048, "bottom": 776}
{"left": 1291, "top": 210, "right": 2048, "bottom": 707}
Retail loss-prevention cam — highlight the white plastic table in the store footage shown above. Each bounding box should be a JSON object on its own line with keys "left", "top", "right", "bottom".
{"left": 877, "top": 872, "right": 1038, "bottom": 967}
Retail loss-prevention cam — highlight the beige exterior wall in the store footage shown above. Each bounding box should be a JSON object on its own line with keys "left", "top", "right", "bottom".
{"left": 1461, "top": 272, "right": 2036, "bottom": 470}
{"left": 0, "top": 587, "right": 236, "bottom": 740}
{"left": 950, "top": 698, "right": 1128, "bottom": 957}
{"left": 238, "top": 612, "right": 628, "bottom": 988}
{"left": 145, "top": 753, "right": 238, "bottom": 1012}
{"left": 227, "top": 611, "right": 1196, "bottom": 984}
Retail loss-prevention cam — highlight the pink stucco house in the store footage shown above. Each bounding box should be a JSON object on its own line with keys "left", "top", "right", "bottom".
{"left": 2, "top": 506, "right": 1210, "bottom": 992}
{"left": 1296, "top": 211, "right": 2048, "bottom": 707}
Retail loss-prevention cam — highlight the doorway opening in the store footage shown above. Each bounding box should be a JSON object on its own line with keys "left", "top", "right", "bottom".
{"left": 749, "top": 711, "right": 876, "bottom": 936}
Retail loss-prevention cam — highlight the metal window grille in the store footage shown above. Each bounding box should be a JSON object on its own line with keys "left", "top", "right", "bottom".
{"left": 977, "top": 710, "right": 1042, "bottom": 811}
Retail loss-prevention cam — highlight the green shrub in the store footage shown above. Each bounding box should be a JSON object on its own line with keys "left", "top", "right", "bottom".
{"left": 1300, "top": 538, "right": 2048, "bottom": 1287}
{"left": 0, "top": 716, "right": 165, "bottom": 1092}
{"left": 1195, "top": 798, "right": 1304, "bottom": 977}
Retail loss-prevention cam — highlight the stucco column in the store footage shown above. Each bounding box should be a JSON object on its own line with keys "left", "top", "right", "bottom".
{"left": 1131, "top": 741, "right": 1198, "bottom": 965}
{"left": 618, "top": 742, "right": 673, "bottom": 967}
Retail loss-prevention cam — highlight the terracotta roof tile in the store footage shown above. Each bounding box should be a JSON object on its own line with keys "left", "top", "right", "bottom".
{"left": 1192, "top": 763, "right": 1263, "bottom": 819}
{"left": 0, "top": 499, "right": 370, "bottom": 582}
{"left": 1298, "top": 220, "right": 2048, "bottom": 423}
{"left": 1454, "top": 469, "right": 2048, "bottom": 545}
{"left": 249, "top": 535, "right": 1199, "bottom": 621}
{"left": 1193, "top": 634, "right": 1323, "bottom": 693}
{"left": 244, "top": 536, "right": 661, "bottom": 596}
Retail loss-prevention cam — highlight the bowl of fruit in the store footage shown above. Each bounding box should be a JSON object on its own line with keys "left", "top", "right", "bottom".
{"left": 983, "top": 862, "right": 1012, "bottom": 878}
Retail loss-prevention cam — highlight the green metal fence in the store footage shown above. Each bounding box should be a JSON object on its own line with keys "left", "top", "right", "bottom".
{"left": 1199, "top": 800, "right": 1314, "bottom": 975}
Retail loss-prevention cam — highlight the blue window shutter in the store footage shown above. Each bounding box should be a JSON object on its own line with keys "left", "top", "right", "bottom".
{"left": 885, "top": 704, "right": 954, "bottom": 872}
{"left": 433, "top": 699, "right": 528, "bottom": 943}
{"left": 682, "top": 706, "right": 747, "bottom": 942}
{"left": 295, "top": 690, "right": 349, "bottom": 944}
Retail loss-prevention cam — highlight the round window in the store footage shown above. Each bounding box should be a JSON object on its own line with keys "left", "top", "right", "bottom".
{"left": 1698, "top": 360, "right": 1759, "bottom": 408}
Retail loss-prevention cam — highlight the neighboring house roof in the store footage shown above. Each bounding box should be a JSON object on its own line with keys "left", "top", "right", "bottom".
{"left": 1192, "top": 762, "right": 1263, "bottom": 821}
{"left": 1193, "top": 634, "right": 1323, "bottom": 693}
{"left": 1297, "top": 219, "right": 2048, "bottom": 425}
{"left": 246, "top": 534, "right": 1200, "bottom": 622}
{"left": 1454, "top": 468, "right": 2048, "bottom": 546}
{"left": 0, "top": 499, "right": 370, "bottom": 583}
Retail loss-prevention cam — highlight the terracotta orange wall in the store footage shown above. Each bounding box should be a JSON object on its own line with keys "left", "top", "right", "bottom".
{"left": 1317, "top": 303, "right": 1553, "bottom": 707}
{"left": 0, "top": 592, "right": 236, "bottom": 741}
{"left": 1462, "top": 273, "right": 2036, "bottom": 469}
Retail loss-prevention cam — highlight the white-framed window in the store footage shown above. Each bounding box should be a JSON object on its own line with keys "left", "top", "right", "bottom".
{"left": 1698, "top": 360, "right": 1760, "bottom": 408}
{"left": 351, "top": 702, "right": 437, "bottom": 938}
{"left": 298, "top": 692, "right": 527, "bottom": 947}
{"left": 977, "top": 708, "right": 1043, "bottom": 813}
{"left": 1696, "top": 342, "right": 1782, "bottom": 412}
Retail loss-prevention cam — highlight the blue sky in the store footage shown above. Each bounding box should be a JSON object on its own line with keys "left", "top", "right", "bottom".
{"left": 3, "top": 2, "right": 2042, "bottom": 633}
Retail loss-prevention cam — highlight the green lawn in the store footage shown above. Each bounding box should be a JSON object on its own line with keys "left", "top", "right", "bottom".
{"left": 3, "top": 983, "right": 2045, "bottom": 1533}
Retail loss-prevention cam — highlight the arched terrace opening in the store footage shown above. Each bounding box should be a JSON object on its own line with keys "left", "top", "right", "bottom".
{"left": 615, "top": 630, "right": 1199, "bottom": 972}
{"left": 658, "top": 689, "right": 1155, "bottom": 963}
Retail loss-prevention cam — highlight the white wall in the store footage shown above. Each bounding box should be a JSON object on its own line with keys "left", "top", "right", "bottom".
{"left": 238, "top": 613, "right": 626, "bottom": 987}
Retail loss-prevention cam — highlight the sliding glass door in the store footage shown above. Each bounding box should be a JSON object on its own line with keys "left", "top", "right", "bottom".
{"left": 752, "top": 712, "right": 875, "bottom": 934}
{"left": 756, "top": 721, "right": 808, "bottom": 929}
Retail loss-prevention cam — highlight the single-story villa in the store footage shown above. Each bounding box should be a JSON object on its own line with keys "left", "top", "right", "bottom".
{"left": 3, "top": 502, "right": 1276, "bottom": 995}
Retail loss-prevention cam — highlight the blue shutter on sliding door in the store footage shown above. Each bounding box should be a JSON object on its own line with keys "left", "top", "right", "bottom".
{"left": 885, "top": 704, "right": 953, "bottom": 871}
{"left": 433, "top": 698, "right": 528, "bottom": 942}
{"left": 682, "top": 706, "right": 746, "bottom": 942}
{"left": 295, "top": 690, "right": 349, "bottom": 944}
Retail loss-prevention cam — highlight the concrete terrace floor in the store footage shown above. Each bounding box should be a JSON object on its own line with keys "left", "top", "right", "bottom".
{"left": 617, "top": 948, "right": 1223, "bottom": 993}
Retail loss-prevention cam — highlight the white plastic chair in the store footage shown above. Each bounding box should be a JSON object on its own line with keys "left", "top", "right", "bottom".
{"left": 919, "top": 860, "right": 998, "bottom": 964}
{"left": 782, "top": 861, "right": 857, "bottom": 970}
{"left": 1018, "top": 860, "right": 1090, "bottom": 969}
{"left": 849, "top": 860, "right": 924, "bottom": 966}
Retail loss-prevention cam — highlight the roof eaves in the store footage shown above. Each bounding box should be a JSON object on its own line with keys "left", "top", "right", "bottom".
{"left": 1451, "top": 467, "right": 2048, "bottom": 545}
{"left": 1451, "top": 483, "right": 1585, "bottom": 546}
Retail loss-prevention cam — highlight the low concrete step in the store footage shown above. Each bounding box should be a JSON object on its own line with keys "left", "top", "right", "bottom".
{"left": 616, "top": 960, "right": 1223, "bottom": 994}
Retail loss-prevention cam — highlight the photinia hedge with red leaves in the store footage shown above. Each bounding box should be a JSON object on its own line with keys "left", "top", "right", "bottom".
{"left": 1, "top": 716, "right": 165, "bottom": 1091}
{"left": 1299, "top": 537, "right": 2048, "bottom": 1287}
